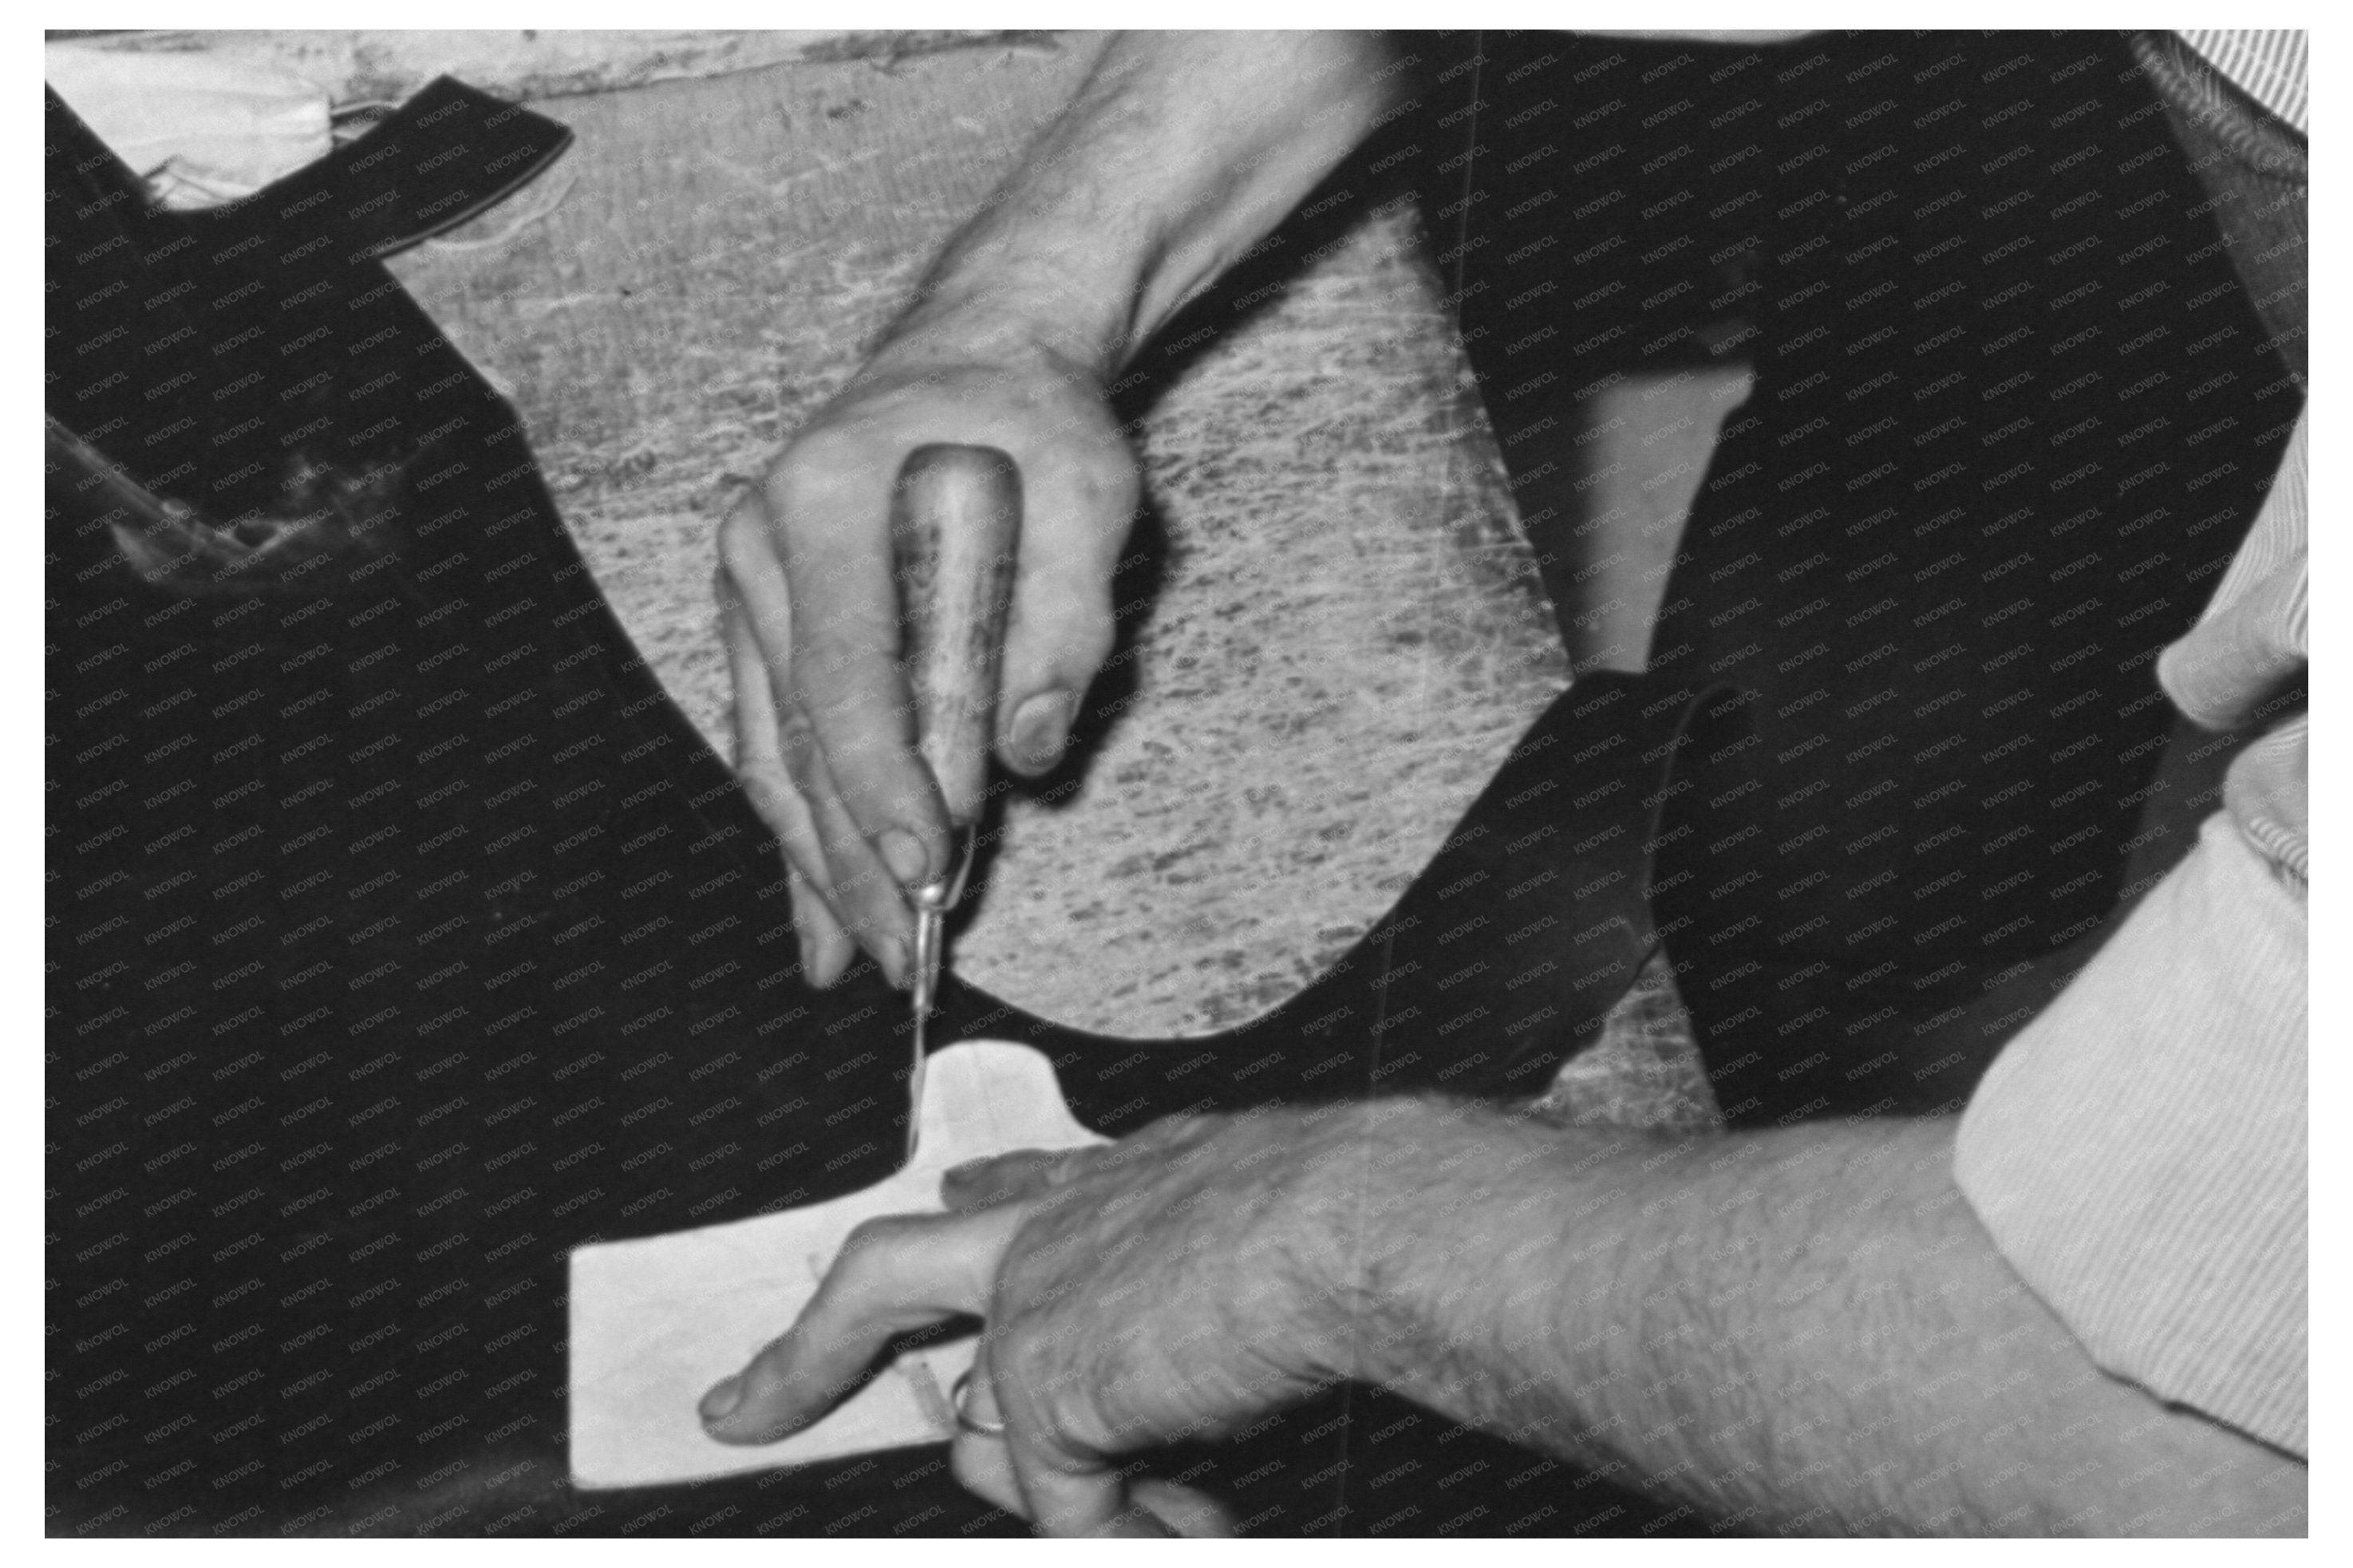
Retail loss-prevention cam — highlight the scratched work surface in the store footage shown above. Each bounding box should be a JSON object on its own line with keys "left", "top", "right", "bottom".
{"left": 385, "top": 36, "right": 1575, "bottom": 1039}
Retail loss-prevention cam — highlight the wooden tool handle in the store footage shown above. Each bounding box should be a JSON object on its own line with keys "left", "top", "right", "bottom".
{"left": 891, "top": 444, "right": 1021, "bottom": 831}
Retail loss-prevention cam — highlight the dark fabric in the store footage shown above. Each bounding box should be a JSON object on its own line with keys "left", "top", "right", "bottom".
{"left": 170, "top": 76, "right": 576, "bottom": 261}
{"left": 46, "top": 83, "right": 915, "bottom": 1534}
{"left": 1447, "top": 32, "right": 2300, "bottom": 1121}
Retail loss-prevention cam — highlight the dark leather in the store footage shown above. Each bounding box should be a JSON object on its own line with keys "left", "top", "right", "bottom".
{"left": 955, "top": 675, "right": 1743, "bottom": 1135}
{"left": 48, "top": 82, "right": 896, "bottom": 1537}
{"left": 174, "top": 77, "right": 576, "bottom": 262}
{"left": 1652, "top": 32, "right": 2291, "bottom": 1124}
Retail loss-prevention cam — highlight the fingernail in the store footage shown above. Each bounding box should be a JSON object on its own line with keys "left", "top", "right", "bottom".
{"left": 1009, "top": 690, "right": 1078, "bottom": 771}
{"left": 701, "top": 1374, "right": 744, "bottom": 1424}
{"left": 878, "top": 829, "right": 929, "bottom": 887}
{"left": 878, "top": 936, "right": 910, "bottom": 989}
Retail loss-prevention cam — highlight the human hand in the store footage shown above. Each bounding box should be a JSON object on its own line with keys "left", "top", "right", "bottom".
{"left": 697, "top": 1106, "right": 1376, "bottom": 1535}
{"left": 717, "top": 321, "right": 1139, "bottom": 988}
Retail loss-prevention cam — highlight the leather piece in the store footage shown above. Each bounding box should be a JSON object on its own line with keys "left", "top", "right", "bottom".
{"left": 931, "top": 673, "right": 1739, "bottom": 1136}
{"left": 1628, "top": 34, "right": 2291, "bottom": 1124}
{"left": 163, "top": 75, "right": 572, "bottom": 259}
{"left": 1447, "top": 32, "right": 2296, "bottom": 1128}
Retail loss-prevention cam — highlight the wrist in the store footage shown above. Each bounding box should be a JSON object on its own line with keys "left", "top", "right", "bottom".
{"left": 844, "top": 290, "right": 1118, "bottom": 433}
{"left": 1338, "top": 1101, "right": 1668, "bottom": 1403}
{"left": 895, "top": 240, "right": 1137, "bottom": 381}
{"left": 1292, "top": 1096, "right": 1507, "bottom": 1384}
{"left": 896, "top": 31, "right": 1404, "bottom": 380}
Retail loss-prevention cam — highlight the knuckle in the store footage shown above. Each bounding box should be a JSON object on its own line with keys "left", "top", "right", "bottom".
{"left": 761, "top": 437, "right": 819, "bottom": 488}
{"left": 1039, "top": 1151, "right": 1097, "bottom": 1188}
{"left": 992, "top": 1225, "right": 1073, "bottom": 1309}
{"left": 945, "top": 1153, "right": 1014, "bottom": 1191}
{"left": 768, "top": 428, "right": 865, "bottom": 500}
{"left": 841, "top": 1214, "right": 920, "bottom": 1261}
{"left": 715, "top": 507, "right": 768, "bottom": 573}
{"left": 982, "top": 1325, "right": 1046, "bottom": 1392}
{"left": 1135, "top": 1111, "right": 1202, "bottom": 1148}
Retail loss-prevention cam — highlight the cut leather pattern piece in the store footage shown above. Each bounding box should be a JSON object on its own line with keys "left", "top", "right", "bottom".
{"left": 926, "top": 673, "right": 1744, "bottom": 1136}
{"left": 49, "top": 81, "right": 570, "bottom": 603}
{"left": 159, "top": 74, "right": 576, "bottom": 263}
{"left": 1448, "top": 33, "right": 2294, "bottom": 1127}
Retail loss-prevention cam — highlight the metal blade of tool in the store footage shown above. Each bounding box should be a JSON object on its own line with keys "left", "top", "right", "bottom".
{"left": 890, "top": 444, "right": 1021, "bottom": 1153}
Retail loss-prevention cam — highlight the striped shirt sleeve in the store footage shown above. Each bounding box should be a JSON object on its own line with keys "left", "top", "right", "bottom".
{"left": 1955, "top": 400, "right": 2308, "bottom": 1455}
{"left": 2176, "top": 30, "right": 2308, "bottom": 134}
{"left": 1953, "top": 812, "right": 2306, "bottom": 1455}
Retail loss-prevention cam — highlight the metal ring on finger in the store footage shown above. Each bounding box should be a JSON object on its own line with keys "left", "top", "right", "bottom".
{"left": 951, "top": 1369, "right": 1008, "bottom": 1439}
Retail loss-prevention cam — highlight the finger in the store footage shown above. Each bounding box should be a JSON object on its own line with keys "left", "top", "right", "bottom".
{"left": 941, "top": 1114, "right": 1224, "bottom": 1212}
{"left": 785, "top": 726, "right": 914, "bottom": 986}
{"left": 987, "top": 1346, "right": 1158, "bottom": 1538}
{"left": 720, "top": 583, "right": 854, "bottom": 978}
{"left": 761, "top": 445, "right": 953, "bottom": 884}
{"left": 723, "top": 511, "right": 862, "bottom": 940}
{"left": 1129, "top": 1479, "right": 1239, "bottom": 1538}
{"left": 950, "top": 1432, "right": 1028, "bottom": 1520}
{"left": 993, "top": 444, "right": 1137, "bottom": 776}
{"left": 1117, "top": 1108, "right": 1218, "bottom": 1158}
{"left": 947, "top": 1362, "right": 1027, "bottom": 1519}
{"left": 939, "top": 1148, "right": 1097, "bottom": 1211}
{"left": 719, "top": 579, "right": 812, "bottom": 849}
{"left": 1006, "top": 1432, "right": 1158, "bottom": 1538}
{"left": 728, "top": 498, "right": 919, "bottom": 980}
{"left": 788, "top": 866, "right": 857, "bottom": 989}
{"left": 701, "top": 1207, "right": 1022, "bottom": 1444}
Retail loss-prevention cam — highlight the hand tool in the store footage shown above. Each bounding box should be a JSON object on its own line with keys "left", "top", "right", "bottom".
{"left": 891, "top": 444, "right": 1021, "bottom": 1154}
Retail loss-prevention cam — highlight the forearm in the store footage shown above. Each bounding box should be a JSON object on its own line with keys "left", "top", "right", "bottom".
{"left": 1344, "top": 1102, "right": 2304, "bottom": 1535}
{"left": 898, "top": 30, "right": 1407, "bottom": 375}
{"left": 911, "top": 31, "right": 1812, "bottom": 374}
